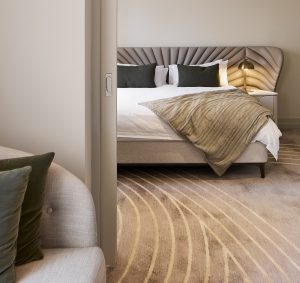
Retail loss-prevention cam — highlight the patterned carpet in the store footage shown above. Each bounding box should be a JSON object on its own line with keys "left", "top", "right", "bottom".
{"left": 108, "top": 130, "right": 300, "bottom": 283}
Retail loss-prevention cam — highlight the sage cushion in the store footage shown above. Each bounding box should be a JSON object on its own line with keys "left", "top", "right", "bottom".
{"left": 117, "top": 63, "right": 157, "bottom": 88}
{"left": 177, "top": 64, "right": 220, "bottom": 87}
{"left": 0, "top": 152, "right": 55, "bottom": 266}
{"left": 0, "top": 167, "right": 31, "bottom": 283}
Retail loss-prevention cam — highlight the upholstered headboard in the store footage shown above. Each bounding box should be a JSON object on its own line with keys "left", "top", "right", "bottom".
{"left": 117, "top": 47, "right": 283, "bottom": 91}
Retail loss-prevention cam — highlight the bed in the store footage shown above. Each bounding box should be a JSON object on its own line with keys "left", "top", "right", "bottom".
{"left": 117, "top": 47, "right": 284, "bottom": 177}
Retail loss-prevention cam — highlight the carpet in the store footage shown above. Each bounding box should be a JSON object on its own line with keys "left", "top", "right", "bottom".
{"left": 108, "top": 130, "right": 300, "bottom": 283}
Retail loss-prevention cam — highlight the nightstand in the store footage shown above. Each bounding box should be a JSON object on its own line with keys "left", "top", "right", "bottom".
{"left": 248, "top": 90, "right": 278, "bottom": 124}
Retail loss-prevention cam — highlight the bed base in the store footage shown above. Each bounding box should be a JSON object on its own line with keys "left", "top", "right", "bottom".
{"left": 117, "top": 141, "right": 268, "bottom": 178}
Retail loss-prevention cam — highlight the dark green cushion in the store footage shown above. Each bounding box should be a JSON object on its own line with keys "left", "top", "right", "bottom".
{"left": 177, "top": 64, "right": 220, "bottom": 87}
{"left": 0, "top": 167, "right": 32, "bottom": 283}
{"left": 0, "top": 152, "right": 55, "bottom": 266}
{"left": 117, "top": 63, "right": 157, "bottom": 88}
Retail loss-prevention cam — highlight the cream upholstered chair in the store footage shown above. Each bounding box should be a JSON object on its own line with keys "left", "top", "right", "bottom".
{"left": 0, "top": 146, "right": 106, "bottom": 283}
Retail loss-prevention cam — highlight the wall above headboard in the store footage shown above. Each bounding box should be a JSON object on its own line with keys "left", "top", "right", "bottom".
{"left": 118, "top": 0, "right": 300, "bottom": 128}
{"left": 117, "top": 47, "right": 283, "bottom": 92}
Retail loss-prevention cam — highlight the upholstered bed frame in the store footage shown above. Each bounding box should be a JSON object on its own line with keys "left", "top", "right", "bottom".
{"left": 117, "top": 47, "right": 284, "bottom": 177}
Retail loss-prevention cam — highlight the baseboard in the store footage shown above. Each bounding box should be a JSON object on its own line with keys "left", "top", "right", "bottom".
{"left": 278, "top": 118, "right": 300, "bottom": 129}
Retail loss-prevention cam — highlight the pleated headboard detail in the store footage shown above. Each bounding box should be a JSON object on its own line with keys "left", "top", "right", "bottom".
{"left": 117, "top": 47, "right": 283, "bottom": 91}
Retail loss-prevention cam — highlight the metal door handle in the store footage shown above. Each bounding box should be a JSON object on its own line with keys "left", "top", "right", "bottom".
{"left": 105, "top": 73, "right": 112, "bottom": 96}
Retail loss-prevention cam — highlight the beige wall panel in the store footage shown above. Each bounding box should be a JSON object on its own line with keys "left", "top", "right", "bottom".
{"left": 0, "top": 0, "right": 86, "bottom": 179}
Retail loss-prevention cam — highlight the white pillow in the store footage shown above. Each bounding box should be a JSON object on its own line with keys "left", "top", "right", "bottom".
{"left": 168, "top": 64, "right": 180, "bottom": 86}
{"left": 218, "top": 60, "right": 229, "bottom": 86}
{"left": 193, "top": 59, "right": 223, "bottom": 67}
{"left": 168, "top": 59, "right": 229, "bottom": 86}
{"left": 117, "top": 63, "right": 168, "bottom": 87}
{"left": 117, "top": 63, "right": 136, "bottom": 66}
{"left": 155, "top": 65, "right": 168, "bottom": 87}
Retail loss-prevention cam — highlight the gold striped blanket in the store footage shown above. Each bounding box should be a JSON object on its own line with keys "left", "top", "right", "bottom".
{"left": 140, "top": 89, "right": 271, "bottom": 176}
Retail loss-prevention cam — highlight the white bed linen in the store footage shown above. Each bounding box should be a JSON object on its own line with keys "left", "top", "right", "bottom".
{"left": 117, "top": 85, "right": 282, "bottom": 159}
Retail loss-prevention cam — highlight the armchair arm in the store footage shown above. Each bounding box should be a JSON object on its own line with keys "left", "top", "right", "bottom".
{"left": 0, "top": 146, "right": 98, "bottom": 249}
{"left": 41, "top": 163, "right": 98, "bottom": 249}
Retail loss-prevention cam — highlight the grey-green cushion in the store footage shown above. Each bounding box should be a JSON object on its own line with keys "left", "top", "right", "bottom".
{"left": 0, "top": 152, "right": 55, "bottom": 266}
{"left": 117, "top": 63, "right": 157, "bottom": 88}
{"left": 0, "top": 167, "right": 32, "bottom": 283}
{"left": 177, "top": 64, "right": 220, "bottom": 87}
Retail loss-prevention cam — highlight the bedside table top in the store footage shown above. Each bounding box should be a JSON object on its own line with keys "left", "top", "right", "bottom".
{"left": 248, "top": 90, "right": 278, "bottom": 96}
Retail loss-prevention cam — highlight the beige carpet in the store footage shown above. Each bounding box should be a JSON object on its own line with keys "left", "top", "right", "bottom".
{"left": 109, "top": 130, "right": 300, "bottom": 283}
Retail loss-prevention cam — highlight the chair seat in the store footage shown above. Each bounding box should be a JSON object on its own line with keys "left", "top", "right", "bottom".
{"left": 16, "top": 247, "right": 106, "bottom": 283}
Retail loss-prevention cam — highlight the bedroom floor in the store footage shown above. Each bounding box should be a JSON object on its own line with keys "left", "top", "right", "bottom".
{"left": 108, "top": 129, "right": 300, "bottom": 283}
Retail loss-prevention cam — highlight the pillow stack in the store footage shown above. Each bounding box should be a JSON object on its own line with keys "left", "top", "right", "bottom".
{"left": 117, "top": 63, "right": 168, "bottom": 88}
{"left": 117, "top": 59, "right": 229, "bottom": 88}
{"left": 168, "top": 59, "right": 229, "bottom": 87}
{"left": 0, "top": 152, "right": 54, "bottom": 283}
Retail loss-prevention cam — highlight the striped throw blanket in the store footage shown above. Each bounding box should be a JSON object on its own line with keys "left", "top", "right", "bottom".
{"left": 140, "top": 89, "right": 271, "bottom": 176}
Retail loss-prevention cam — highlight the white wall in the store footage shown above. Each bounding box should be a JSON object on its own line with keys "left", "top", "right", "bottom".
{"left": 118, "top": 0, "right": 300, "bottom": 126}
{"left": 0, "top": 0, "right": 86, "bottom": 180}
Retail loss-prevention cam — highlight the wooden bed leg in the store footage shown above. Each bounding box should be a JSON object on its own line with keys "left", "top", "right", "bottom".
{"left": 259, "top": 163, "right": 266, "bottom": 178}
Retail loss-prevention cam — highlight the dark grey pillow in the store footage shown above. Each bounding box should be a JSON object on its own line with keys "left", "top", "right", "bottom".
{"left": 117, "top": 63, "right": 156, "bottom": 88}
{"left": 0, "top": 152, "right": 55, "bottom": 266}
{"left": 177, "top": 64, "right": 220, "bottom": 87}
{"left": 0, "top": 167, "right": 31, "bottom": 283}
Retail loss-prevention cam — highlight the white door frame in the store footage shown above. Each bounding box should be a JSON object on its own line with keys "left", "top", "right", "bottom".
{"left": 87, "top": 0, "right": 117, "bottom": 266}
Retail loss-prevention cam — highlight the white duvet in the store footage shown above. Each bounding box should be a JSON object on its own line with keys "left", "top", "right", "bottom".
{"left": 117, "top": 85, "right": 282, "bottom": 159}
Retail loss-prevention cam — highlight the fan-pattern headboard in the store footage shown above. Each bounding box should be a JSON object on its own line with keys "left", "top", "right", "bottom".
{"left": 117, "top": 47, "right": 283, "bottom": 91}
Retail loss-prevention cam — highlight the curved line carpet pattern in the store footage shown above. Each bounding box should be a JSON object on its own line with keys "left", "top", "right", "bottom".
{"left": 108, "top": 130, "right": 300, "bottom": 283}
